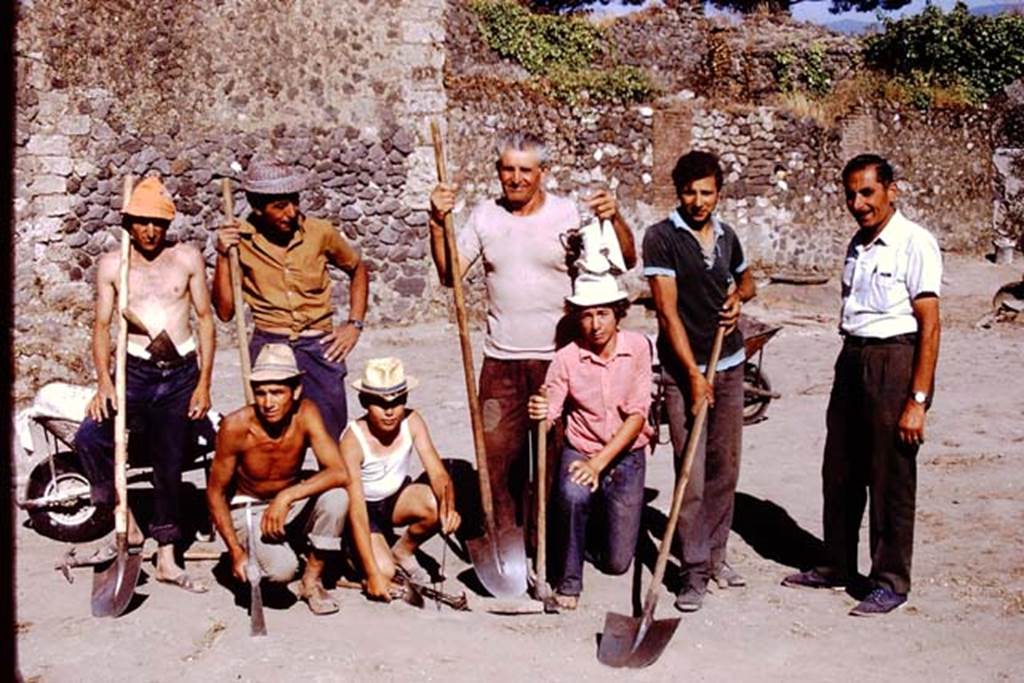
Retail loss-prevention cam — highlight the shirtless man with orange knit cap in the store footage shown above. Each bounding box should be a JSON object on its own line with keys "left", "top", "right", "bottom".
{"left": 75, "top": 176, "right": 216, "bottom": 593}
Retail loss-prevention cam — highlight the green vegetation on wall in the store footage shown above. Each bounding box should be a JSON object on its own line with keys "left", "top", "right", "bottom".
{"left": 469, "top": 0, "right": 656, "bottom": 104}
{"left": 773, "top": 42, "right": 833, "bottom": 98}
{"left": 864, "top": 2, "right": 1024, "bottom": 106}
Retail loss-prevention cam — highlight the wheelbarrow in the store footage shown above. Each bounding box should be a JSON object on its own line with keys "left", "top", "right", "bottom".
{"left": 17, "top": 412, "right": 217, "bottom": 544}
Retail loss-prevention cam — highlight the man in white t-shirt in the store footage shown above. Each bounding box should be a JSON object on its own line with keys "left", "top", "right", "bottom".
{"left": 783, "top": 154, "right": 942, "bottom": 617}
{"left": 427, "top": 131, "right": 637, "bottom": 535}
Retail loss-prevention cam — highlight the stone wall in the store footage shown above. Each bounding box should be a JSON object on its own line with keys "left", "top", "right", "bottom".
{"left": 14, "top": 0, "right": 447, "bottom": 401}
{"left": 13, "top": 0, "right": 1010, "bottom": 403}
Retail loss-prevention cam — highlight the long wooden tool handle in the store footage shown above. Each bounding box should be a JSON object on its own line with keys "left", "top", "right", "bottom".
{"left": 643, "top": 325, "right": 726, "bottom": 617}
{"left": 114, "top": 176, "right": 134, "bottom": 538}
{"left": 536, "top": 420, "right": 548, "bottom": 584}
{"left": 221, "top": 178, "right": 254, "bottom": 404}
{"left": 429, "top": 120, "right": 497, "bottom": 528}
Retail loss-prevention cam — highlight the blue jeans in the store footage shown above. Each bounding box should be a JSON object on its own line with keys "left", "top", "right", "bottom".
{"left": 74, "top": 355, "right": 198, "bottom": 544}
{"left": 250, "top": 329, "right": 348, "bottom": 440}
{"left": 554, "top": 446, "right": 646, "bottom": 596}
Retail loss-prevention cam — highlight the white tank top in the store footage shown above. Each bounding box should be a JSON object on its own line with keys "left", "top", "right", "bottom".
{"left": 347, "top": 418, "right": 414, "bottom": 502}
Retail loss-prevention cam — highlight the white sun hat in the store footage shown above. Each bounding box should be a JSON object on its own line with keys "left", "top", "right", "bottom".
{"left": 566, "top": 272, "right": 628, "bottom": 307}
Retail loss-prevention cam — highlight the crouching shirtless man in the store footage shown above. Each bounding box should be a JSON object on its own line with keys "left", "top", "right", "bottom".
{"left": 206, "top": 344, "right": 390, "bottom": 614}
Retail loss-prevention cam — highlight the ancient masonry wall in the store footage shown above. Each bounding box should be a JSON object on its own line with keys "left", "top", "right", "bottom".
{"left": 14, "top": 0, "right": 447, "bottom": 400}
{"left": 13, "top": 0, "right": 1007, "bottom": 403}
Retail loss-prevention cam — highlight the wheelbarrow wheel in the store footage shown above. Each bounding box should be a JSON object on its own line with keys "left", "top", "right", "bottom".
{"left": 743, "top": 362, "right": 772, "bottom": 425}
{"left": 26, "top": 451, "right": 113, "bottom": 542}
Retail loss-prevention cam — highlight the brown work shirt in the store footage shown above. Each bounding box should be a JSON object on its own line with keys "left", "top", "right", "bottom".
{"left": 237, "top": 215, "right": 360, "bottom": 336}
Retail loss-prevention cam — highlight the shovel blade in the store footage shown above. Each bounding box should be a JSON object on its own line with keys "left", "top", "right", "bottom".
{"left": 466, "top": 525, "right": 528, "bottom": 598}
{"left": 90, "top": 548, "right": 142, "bottom": 618}
{"left": 597, "top": 611, "right": 680, "bottom": 669}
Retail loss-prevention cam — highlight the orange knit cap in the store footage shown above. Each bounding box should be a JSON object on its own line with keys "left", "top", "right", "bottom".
{"left": 123, "top": 177, "right": 175, "bottom": 221}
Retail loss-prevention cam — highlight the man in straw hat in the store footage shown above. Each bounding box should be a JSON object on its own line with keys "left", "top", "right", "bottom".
{"left": 214, "top": 159, "right": 369, "bottom": 439}
{"left": 341, "top": 357, "right": 461, "bottom": 586}
{"left": 207, "top": 344, "right": 391, "bottom": 614}
{"left": 427, "top": 130, "right": 637, "bottom": 537}
{"left": 642, "top": 150, "right": 756, "bottom": 613}
{"left": 527, "top": 272, "right": 652, "bottom": 609}
{"left": 75, "top": 175, "right": 216, "bottom": 593}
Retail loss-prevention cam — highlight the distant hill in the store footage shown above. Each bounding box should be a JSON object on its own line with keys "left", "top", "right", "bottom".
{"left": 822, "top": 2, "right": 1020, "bottom": 35}
{"left": 825, "top": 18, "right": 876, "bottom": 34}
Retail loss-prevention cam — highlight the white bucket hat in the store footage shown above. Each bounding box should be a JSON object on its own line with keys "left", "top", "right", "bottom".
{"left": 351, "top": 357, "right": 418, "bottom": 400}
{"left": 566, "top": 272, "right": 628, "bottom": 307}
{"left": 250, "top": 343, "right": 303, "bottom": 383}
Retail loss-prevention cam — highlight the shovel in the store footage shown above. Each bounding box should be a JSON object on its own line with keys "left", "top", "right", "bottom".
{"left": 533, "top": 418, "right": 558, "bottom": 613}
{"left": 597, "top": 326, "right": 726, "bottom": 668}
{"left": 245, "top": 504, "right": 267, "bottom": 637}
{"left": 121, "top": 307, "right": 181, "bottom": 363}
{"left": 221, "top": 178, "right": 255, "bottom": 405}
{"left": 430, "top": 120, "right": 527, "bottom": 598}
{"left": 91, "top": 176, "right": 143, "bottom": 618}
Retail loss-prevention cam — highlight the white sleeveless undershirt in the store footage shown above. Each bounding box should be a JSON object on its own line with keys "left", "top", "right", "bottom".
{"left": 347, "top": 418, "right": 414, "bottom": 502}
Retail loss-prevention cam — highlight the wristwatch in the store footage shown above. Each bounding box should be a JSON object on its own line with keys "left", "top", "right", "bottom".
{"left": 347, "top": 319, "right": 365, "bottom": 331}
{"left": 911, "top": 391, "right": 928, "bottom": 405}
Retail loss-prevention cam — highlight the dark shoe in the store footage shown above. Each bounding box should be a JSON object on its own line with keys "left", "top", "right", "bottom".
{"left": 849, "top": 587, "right": 907, "bottom": 617}
{"left": 781, "top": 569, "right": 846, "bottom": 590}
{"left": 674, "top": 584, "right": 706, "bottom": 613}
{"left": 712, "top": 562, "right": 747, "bottom": 589}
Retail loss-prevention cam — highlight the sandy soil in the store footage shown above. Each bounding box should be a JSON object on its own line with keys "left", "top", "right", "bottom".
{"left": 14, "top": 254, "right": 1024, "bottom": 682}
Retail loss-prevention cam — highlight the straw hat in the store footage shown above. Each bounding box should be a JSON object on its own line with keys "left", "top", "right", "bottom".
{"left": 250, "top": 343, "right": 303, "bottom": 383}
{"left": 123, "top": 176, "right": 175, "bottom": 221}
{"left": 566, "top": 272, "right": 628, "bottom": 307}
{"left": 351, "top": 357, "right": 418, "bottom": 400}
{"left": 241, "top": 159, "right": 310, "bottom": 195}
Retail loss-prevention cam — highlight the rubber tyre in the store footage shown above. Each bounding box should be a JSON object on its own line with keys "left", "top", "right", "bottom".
{"left": 25, "top": 452, "right": 113, "bottom": 543}
{"left": 743, "top": 363, "right": 772, "bottom": 425}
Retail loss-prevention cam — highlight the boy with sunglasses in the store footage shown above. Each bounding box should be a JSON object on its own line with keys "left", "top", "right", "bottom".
{"left": 341, "top": 358, "right": 461, "bottom": 586}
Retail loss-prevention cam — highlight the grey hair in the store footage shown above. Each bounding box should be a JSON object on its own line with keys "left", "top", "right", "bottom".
{"left": 495, "top": 131, "right": 549, "bottom": 165}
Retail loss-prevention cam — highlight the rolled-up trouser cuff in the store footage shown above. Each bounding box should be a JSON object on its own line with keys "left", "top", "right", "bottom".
{"left": 150, "top": 521, "right": 182, "bottom": 545}
{"left": 306, "top": 488, "right": 348, "bottom": 551}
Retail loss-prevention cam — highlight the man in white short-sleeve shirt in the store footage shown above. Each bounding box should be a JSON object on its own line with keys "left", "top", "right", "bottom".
{"left": 783, "top": 154, "right": 942, "bottom": 618}
{"left": 427, "top": 132, "right": 637, "bottom": 540}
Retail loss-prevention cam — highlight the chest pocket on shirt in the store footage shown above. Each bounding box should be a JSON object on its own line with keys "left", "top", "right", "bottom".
{"left": 867, "top": 249, "right": 905, "bottom": 311}
{"left": 292, "top": 258, "right": 327, "bottom": 295}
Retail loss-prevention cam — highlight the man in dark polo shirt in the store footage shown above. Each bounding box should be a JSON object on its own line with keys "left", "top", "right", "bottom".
{"left": 643, "top": 150, "right": 756, "bottom": 613}
{"left": 214, "top": 160, "right": 369, "bottom": 439}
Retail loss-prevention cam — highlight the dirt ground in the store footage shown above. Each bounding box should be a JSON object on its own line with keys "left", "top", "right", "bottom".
{"left": 14, "top": 254, "right": 1024, "bottom": 682}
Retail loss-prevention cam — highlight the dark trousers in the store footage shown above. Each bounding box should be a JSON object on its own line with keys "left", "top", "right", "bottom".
{"left": 818, "top": 337, "right": 920, "bottom": 595}
{"left": 663, "top": 363, "right": 744, "bottom": 589}
{"left": 478, "top": 357, "right": 551, "bottom": 533}
{"left": 554, "top": 446, "right": 646, "bottom": 596}
{"left": 250, "top": 329, "right": 348, "bottom": 440}
{"left": 74, "top": 356, "right": 198, "bottom": 545}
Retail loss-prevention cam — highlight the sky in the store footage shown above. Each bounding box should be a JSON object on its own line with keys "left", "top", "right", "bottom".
{"left": 594, "top": 0, "right": 1023, "bottom": 31}
{"left": 791, "top": 0, "right": 1022, "bottom": 28}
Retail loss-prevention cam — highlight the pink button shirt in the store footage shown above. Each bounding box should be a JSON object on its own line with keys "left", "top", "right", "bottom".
{"left": 544, "top": 329, "right": 654, "bottom": 457}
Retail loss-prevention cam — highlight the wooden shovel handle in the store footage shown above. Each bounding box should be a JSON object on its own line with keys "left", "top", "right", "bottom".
{"left": 536, "top": 419, "right": 548, "bottom": 584}
{"left": 114, "top": 176, "right": 133, "bottom": 536}
{"left": 643, "top": 325, "right": 726, "bottom": 617}
{"left": 429, "top": 120, "right": 497, "bottom": 528}
{"left": 221, "top": 178, "right": 254, "bottom": 404}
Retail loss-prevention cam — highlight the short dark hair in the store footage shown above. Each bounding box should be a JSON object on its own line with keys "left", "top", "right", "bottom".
{"left": 567, "top": 299, "right": 630, "bottom": 322}
{"left": 841, "top": 154, "right": 894, "bottom": 186}
{"left": 671, "top": 150, "right": 723, "bottom": 195}
{"left": 245, "top": 191, "right": 300, "bottom": 211}
{"left": 250, "top": 376, "right": 302, "bottom": 391}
